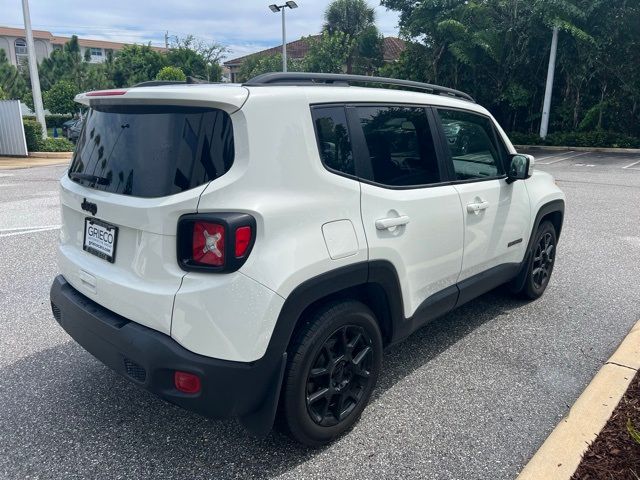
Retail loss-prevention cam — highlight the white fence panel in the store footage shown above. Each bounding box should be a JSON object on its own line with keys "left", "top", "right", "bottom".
{"left": 0, "top": 100, "right": 28, "bottom": 156}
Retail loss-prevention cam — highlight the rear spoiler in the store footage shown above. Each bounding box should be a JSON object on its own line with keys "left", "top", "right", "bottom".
{"left": 74, "top": 84, "right": 249, "bottom": 114}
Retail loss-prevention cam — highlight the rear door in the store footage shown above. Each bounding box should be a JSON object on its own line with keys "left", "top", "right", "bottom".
{"left": 434, "top": 107, "right": 530, "bottom": 287}
{"left": 352, "top": 104, "right": 464, "bottom": 321}
{"left": 58, "top": 102, "right": 237, "bottom": 335}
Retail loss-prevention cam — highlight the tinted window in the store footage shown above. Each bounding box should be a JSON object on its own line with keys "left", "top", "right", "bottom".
{"left": 357, "top": 106, "right": 440, "bottom": 187}
{"left": 312, "top": 107, "right": 354, "bottom": 176}
{"left": 68, "top": 105, "right": 234, "bottom": 198}
{"left": 437, "top": 109, "right": 504, "bottom": 180}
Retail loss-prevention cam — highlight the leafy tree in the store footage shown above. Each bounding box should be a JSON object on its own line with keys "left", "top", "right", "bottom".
{"left": 169, "top": 35, "right": 227, "bottom": 81}
{"left": 353, "top": 25, "right": 383, "bottom": 75}
{"left": 304, "top": 32, "right": 353, "bottom": 73}
{"left": 156, "top": 66, "right": 186, "bottom": 81}
{"left": 0, "top": 48, "right": 28, "bottom": 99}
{"left": 112, "top": 44, "right": 165, "bottom": 87}
{"left": 380, "top": 0, "right": 640, "bottom": 137}
{"left": 43, "top": 80, "right": 78, "bottom": 114}
{"left": 166, "top": 47, "right": 206, "bottom": 79}
{"left": 236, "top": 53, "right": 303, "bottom": 83}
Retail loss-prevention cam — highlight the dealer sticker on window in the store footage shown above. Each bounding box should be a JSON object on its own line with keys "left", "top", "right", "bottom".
{"left": 83, "top": 218, "right": 118, "bottom": 263}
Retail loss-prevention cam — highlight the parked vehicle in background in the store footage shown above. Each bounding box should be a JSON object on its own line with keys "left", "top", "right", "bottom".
{"left": 50, "top": 72, "right": 565, "bottom": 446}
{"left": 61, "top": 118, "right": 79, "bottom": 138}
{"left": 66, "top": 118, "right": 84, "bottom": 142}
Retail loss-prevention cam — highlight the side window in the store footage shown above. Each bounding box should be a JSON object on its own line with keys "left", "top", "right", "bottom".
{"left": 437, "top": 109, "right": 505, "bottom": 180}
{"left": 356, "top": 106, "right": 441, "bottom": 187}
{"left": 311, "top": 106, "right": 354, "bottom": 176}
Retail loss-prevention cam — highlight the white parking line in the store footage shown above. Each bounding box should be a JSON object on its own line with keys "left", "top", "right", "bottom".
{"left": 622, "top": 160, "right": 640, "bottom": 170}
{"left": 0, "top": 225, "right": 61, "bottom": 238}
{"left": 534, "top": 151, "right": 569, "bottom": 162}
{"left": 537, "top": 151, "right": 590, "bottom": 165}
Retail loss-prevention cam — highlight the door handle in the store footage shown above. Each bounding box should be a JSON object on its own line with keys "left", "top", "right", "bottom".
{"left": 375, "top": 215, "right": 410, "bottom": 230}
{"left": 466, "top": 201, "right": 490, "bottom": 214}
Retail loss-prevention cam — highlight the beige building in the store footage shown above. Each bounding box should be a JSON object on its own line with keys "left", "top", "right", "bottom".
{"left": 0, "top": 26, "right": 165, "bottom": 69}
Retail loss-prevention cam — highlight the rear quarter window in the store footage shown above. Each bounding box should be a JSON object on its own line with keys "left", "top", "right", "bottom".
{"left": 311, "top": 106, "right": 355, "bottom": 176}
{"left": 68, "top": 105, "right": 234, "bottom": 198}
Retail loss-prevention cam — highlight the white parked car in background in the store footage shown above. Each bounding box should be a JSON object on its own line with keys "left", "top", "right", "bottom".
{"left": 50, "top": 73, "right": 565, "bottom": 446}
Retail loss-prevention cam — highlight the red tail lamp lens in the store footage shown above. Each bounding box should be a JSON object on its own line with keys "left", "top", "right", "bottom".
{"left": 192, "top": 222, "right": 225, "bottom": 266}
{"left": 174, "top": 371, "right": 201, "bottom": 394}
{"left": 235, "top": 226, "right": 252, "bottom": 257}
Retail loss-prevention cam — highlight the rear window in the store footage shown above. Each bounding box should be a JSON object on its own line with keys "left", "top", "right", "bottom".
{"left": 68, "top": 105, "right": 234, "bottom": 198}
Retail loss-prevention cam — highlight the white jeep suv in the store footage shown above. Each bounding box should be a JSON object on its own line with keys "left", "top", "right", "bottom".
{"left": 50, "top": 72, "right": 565, "bottom": 446}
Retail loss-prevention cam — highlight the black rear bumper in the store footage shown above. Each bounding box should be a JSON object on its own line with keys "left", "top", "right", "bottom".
{"left": 50, "top": 275, "right": 286, "bottom": 433}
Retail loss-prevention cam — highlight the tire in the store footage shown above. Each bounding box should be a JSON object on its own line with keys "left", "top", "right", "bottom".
{"left": 518, "top": 221, "right": 557, "bottom": 300}
{"left": 280, "top": 300, "right": 383, "bottom": 446}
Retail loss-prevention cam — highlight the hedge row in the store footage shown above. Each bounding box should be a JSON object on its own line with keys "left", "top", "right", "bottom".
{"left": 509, "top": 131, "right": 640, "bottom": 149}
{"left": 22, "top": 119, "right": 74, "bottom": 152}
{"left": 45, "top": 114, "right": 74, "bottom": 128}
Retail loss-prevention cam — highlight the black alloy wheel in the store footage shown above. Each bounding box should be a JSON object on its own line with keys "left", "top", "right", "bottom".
{"left": 280, "top": 300, "right": 383, "bottom": 446}
{"left": 519, "top": 221, "right": 557, "bottom": 299}
{"left": 532, "top": 231, "right": 555, "bottom": 290}
{"left": 305, "top": 325, "right": 374, "bottom": 427}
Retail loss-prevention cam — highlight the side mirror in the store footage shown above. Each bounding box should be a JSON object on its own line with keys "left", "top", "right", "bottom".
{"left": 506, "top": 154, "right": 534, "bottom": 184}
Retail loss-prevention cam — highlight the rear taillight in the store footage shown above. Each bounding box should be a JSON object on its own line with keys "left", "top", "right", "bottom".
{"left": 177, "top": 213, "right": 256, "bottom": 273}
{"left": 192, "top": 222, "right": 225, "bottom": 266}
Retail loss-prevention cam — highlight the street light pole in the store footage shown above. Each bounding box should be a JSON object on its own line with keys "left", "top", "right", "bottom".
{"left": 281, "top": 7, "right": 287, "bottom": 72}
{"left": 21, "top": 0, "right": 47, "bottom": 138}
{"left": 540, "top": 26, "right": 559, "bottom": 139}
{"left": 269, "top": 2, "right": 298, "bottom": 73}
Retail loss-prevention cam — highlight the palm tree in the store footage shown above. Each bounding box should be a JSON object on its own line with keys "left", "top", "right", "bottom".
{"left": 323, "top": 0, "right": 377, "bottom": 73}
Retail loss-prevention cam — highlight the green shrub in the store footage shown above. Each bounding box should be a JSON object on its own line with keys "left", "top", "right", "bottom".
{"left": 45, "top": 114, "right": 74, "bottom": 128}
{"left": 508, "top": 131, "right": 640, "bottom": 148}
{"left": 545, "top": 131, "right": 640, "bottom": 148}
{"left": 156, "top": 66, "right": 186, "bottom": 81}
{"left": 36, "top": 137, "right": 75, "bottom": 152}
{"left": 508, "top": 132, "right": 543, "bottom": 146}
{"left": 22, "top": 119, "right": 42, "bottom": 151}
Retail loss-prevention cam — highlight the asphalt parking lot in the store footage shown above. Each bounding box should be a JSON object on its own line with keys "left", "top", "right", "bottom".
{"left": 1, "top": 150, "right": 639, "bottom": 480}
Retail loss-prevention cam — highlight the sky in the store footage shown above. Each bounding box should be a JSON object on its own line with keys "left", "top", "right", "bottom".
{"left": 1, "top": 0, "right": 401, "bottom": 60}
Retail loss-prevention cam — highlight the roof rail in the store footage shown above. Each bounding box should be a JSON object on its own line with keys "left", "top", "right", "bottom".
{"left": 243, "top": 72, "right": 475, "bottom": 103}
{"left": 131, "top": 76, "right": 211, "bottom": 88}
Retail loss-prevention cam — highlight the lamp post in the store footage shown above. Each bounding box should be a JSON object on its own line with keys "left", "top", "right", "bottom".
{"left": 268, "top": 1, "right": 298, "bottom": 73}
{"left": 21, "top": 0, "right": 47, "bottom": 138}
{"left": 540, "top": 26, "right": 559, "bottom": 139}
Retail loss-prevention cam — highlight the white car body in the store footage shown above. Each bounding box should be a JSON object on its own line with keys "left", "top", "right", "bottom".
{"left": 51, "top": 75, "right": 565, "bottom": 437}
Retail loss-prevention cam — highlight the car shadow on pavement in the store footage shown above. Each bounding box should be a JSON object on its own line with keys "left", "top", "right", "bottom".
{"left": 0, "top": 289, "right": 527, "bottom": 479}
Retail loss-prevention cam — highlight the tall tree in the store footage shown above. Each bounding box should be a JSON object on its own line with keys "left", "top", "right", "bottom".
{"left": 0, "top": 48, "right": 28, "bottom": 100}
{"left": 323, "top": 0, "right": 380, "bottom": 73}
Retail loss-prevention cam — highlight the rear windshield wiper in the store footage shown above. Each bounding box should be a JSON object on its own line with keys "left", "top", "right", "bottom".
{"left": 69, "top": 172, "right": 111, "bottom": 186}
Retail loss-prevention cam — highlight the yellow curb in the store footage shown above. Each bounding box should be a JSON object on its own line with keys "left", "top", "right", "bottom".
{"left": 609, "top": 322, "right": 640, "bottom": 370}
{"left": 517, "top": 319, "right": 640, "bottom": 480}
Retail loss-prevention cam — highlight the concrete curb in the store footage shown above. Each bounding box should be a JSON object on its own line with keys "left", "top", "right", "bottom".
{"left": 515, "top": 145, "right": 640, "bottom": 154}
{"left": 517, "top": 320, "right": 640, "bottom": 480}
{"left": 28, "top": 151, "right": 73, "bottom": 159}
